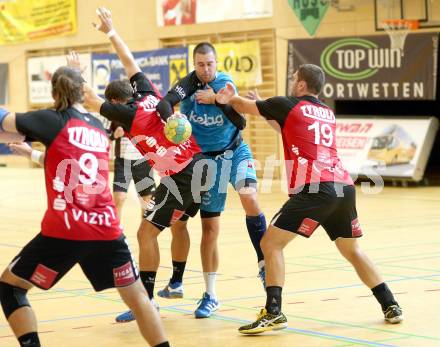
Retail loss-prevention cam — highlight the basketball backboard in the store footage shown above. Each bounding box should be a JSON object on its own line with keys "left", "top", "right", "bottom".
{"left": 374, "top": 0, "right": 440, "bottom": 30}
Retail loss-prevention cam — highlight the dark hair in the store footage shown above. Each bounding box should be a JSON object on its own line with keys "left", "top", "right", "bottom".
{"left": 104, "top": 79, "right": 133, "bottom": 102}
{"left": 51, "top": 66, "right": 84, "bottom": 111}
{"left": 193, "top": 42, "right": 216, "bottom": 58}
{"left": 297, "top": 64, "right": 325, "bottom": 95}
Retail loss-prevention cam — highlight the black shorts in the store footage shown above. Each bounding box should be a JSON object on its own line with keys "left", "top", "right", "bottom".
{"left": 144, "top": 154, "right": 210, "bottom": 230}
{"left": 113, "top": 157, "right": 156, "bottom": 196}
{"left": 9, "top": 233, "right": 139, "bottom": 291}
{"left": 271, "top": 182, "right": 362, "bottom": 241}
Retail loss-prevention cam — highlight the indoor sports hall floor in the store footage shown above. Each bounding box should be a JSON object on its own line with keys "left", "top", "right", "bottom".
{"left": 0, "top": 167, "right": 439, "bottom": 346}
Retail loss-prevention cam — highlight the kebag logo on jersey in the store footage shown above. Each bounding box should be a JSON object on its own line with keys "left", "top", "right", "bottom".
{"left": 67, "top": 127, "right": 109, "bottom": 152}
{"left": 300, "top": 104, "right": 335, "bottom": 124}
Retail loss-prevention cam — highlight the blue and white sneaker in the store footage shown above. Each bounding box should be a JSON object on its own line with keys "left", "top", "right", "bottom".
{"left": 157, "top": 281, "right": 184, "bottom": 299}
{"left": 115, "top": 309, "right": 135, "bottom": 323}
{"left": 115, "top": 298, "right": 160, "bottom": 323}
{"left": 258, "top": 266, "right": 266, "bottom": 290}
{"left": 194, "top": 292, "right": 219, "bottom": 318}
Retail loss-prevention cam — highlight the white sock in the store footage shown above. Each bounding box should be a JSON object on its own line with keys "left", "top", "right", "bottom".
{"left": 258, "top": 260, "right": 265, "bottom": 270}
{"left": 203, "top": 272, "right": 217, "bottom": 300}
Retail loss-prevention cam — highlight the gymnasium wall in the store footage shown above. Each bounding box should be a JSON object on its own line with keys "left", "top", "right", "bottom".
{"left": 1, "top": 0, "right": 439, "bottom": 174}
{"left": 1, "top": 0, "right": 423, "bottom": 111}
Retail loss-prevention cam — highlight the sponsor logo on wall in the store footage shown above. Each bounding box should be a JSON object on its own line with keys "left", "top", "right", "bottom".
{"left": 92, "top": 48, "right": 188, "bottom": 97}
{"left": 336, "top": 117, "right": 439, "bottom": 181}
{"left": 287, "top": 0, "right": 330, "bottom": 36}
{"left": 287, "top": 33, "right": 439, "bottom": 100}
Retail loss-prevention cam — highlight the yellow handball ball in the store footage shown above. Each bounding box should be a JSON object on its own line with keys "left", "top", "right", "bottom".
{"left": 164, "top": 115, "right": 192, "bottom": 144}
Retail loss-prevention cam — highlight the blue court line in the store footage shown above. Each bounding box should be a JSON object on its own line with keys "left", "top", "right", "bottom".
{"left": 284, "top": 241, "right": 440, "bottom": 260}
{"left": 0, "top": 311, "right": 124, "bottom": 328}
{"left": 215, "top": 273, "right": 440, "bottom": 303}
{"left": 332, "top": 335, "right": 412, "bottom": 347}
{"left": 282, "top": 260, "right": 440, "bottom": 282}
{"left": 23, "top": 271, "right": 439, "bottom": 302}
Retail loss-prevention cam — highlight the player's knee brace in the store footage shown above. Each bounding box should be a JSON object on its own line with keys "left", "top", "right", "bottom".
{"left": 0, "top": 282, "right": 30, "bottom": 319}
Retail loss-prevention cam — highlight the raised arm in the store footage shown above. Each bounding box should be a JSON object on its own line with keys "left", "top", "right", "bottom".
{"left": 66, "top": 51, "right": 88, "bottom": 76}
{"left": 93, "top": 7, "right": 141, "bottom": 79}
{"left": 83, "top": 83, "right": 105, "bottom": 113}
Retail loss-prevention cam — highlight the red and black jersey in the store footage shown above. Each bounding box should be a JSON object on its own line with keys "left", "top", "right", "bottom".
{"left": 16, "top": 108, "right": 121, "bottom": 241}
{"left": 256, "top": 95, "right": 353, "bottom": 194}
{"left": 100, "top": 72, "right": 202, "bottom": 176}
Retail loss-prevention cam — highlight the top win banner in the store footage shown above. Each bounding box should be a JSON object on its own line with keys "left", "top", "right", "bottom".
{"left": 287, "top": 33, "right": 439, "bottom": 100}
{"left": 0, "top": 0, "right": 77, "bottom": 45}
{"left": 92, "top": 47, "right": 188, "bottom": 97}
{"left": 156, "top": 0, "right": 272, "bottom": 26}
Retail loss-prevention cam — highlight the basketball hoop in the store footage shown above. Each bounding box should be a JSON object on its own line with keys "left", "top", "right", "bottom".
{"left": 381, "top": 19, "right": 419, "bottom": 56}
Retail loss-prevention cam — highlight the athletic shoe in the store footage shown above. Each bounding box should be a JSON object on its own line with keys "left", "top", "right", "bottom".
{"left": 238, "top": 308, "right": 288, "bottom": 334}
{"left": 115, "top": 309, "right": 135, "bottom": 323}
{"left": 384, "top": 304, "right": 403, "bottom": 324}
{"left": 115, "top": 298, "right": 160, "bottom": 323}
{"left": 194, "top": 292, "right": 219, "bottom": 318}
{"left": 258, "top": 266, "right": 266, "bottom": 290}
{"left": 157, "top": 281, "right": 184, "bottom": 299}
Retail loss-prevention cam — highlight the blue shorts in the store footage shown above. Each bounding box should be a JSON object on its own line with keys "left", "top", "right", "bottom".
{"left": 201, "top": 142, "right": 257, "bottom": 213}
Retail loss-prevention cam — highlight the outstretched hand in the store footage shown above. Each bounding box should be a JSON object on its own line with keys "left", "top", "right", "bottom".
{"left": 113, "top": 126, "right": 125, "bottom": 139}
{"left": 195, "top": 86, "right": 215, "bottom": 104}
{"left": 215, "top": 82, "right": 235, "bottom": 105}
{"left": 66, "top": 51, "right": 87, "bottom": 74}
{"left": 93, "top": 7, "right": 114, "bottom": 34}
{"left": 82, "top": 83, "right": 102, "bottom": 112}
{"left": 246, "top": 89, "right": 261, "bottom": 101}
{"left": 8, "top": 142, "right": 32, "bottom": 158}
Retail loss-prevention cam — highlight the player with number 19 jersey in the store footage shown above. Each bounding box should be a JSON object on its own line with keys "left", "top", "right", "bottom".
{"left": 15, "top": 109, "right": 121, "bottom": 241}
{"left": 256, "top": 95, "right": 353, "bottom": 193}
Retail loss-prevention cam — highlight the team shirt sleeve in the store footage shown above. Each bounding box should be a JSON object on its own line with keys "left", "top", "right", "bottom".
{"left": 169, "top": 71, "right": 200, "bottom": 101}
{"left": 256, "top": 96, "right": 298, "bottom": 128}
{"left": 15, "top": 109, "right": 64, "bottom": 146}
{"left": 99, "top": 102, "right": 137, "bottom": 131}
{"left": 130, "top": 72, "right": 158, "bottom": 97}
{"left": 156, "top": 71, "right": 201, "bottom": 121}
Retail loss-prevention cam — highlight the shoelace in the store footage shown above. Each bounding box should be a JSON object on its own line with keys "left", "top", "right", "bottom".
{"left": 197, "top": 296, "right": 216, "bottom": 309}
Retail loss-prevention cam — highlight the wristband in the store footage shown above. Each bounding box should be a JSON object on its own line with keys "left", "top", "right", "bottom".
{"left": 0, "top": 107, "right": 9, "bottom": 132}
{"left": 31, "top": 149, "right": 43, "bottom": 164}
{"left": 215, "top": 99, "right": 226, "bottom": 109}
{"left": 106, "top": 29, "right": 116, "bottom": 38}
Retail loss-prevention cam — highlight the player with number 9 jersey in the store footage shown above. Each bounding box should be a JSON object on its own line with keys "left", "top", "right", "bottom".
{"left": 0, "top": 64, "right": 170, "bottom": 347}
{"left": 16, "top": 108, "right": 121, "bottom": 241}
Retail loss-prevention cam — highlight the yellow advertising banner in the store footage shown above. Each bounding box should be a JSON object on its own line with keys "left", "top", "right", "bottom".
{"left": 0, "top": 0, "right": 77, "bottom": 45}
{"left": 189, "top": 40, "right": 262, "bottom": 87}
